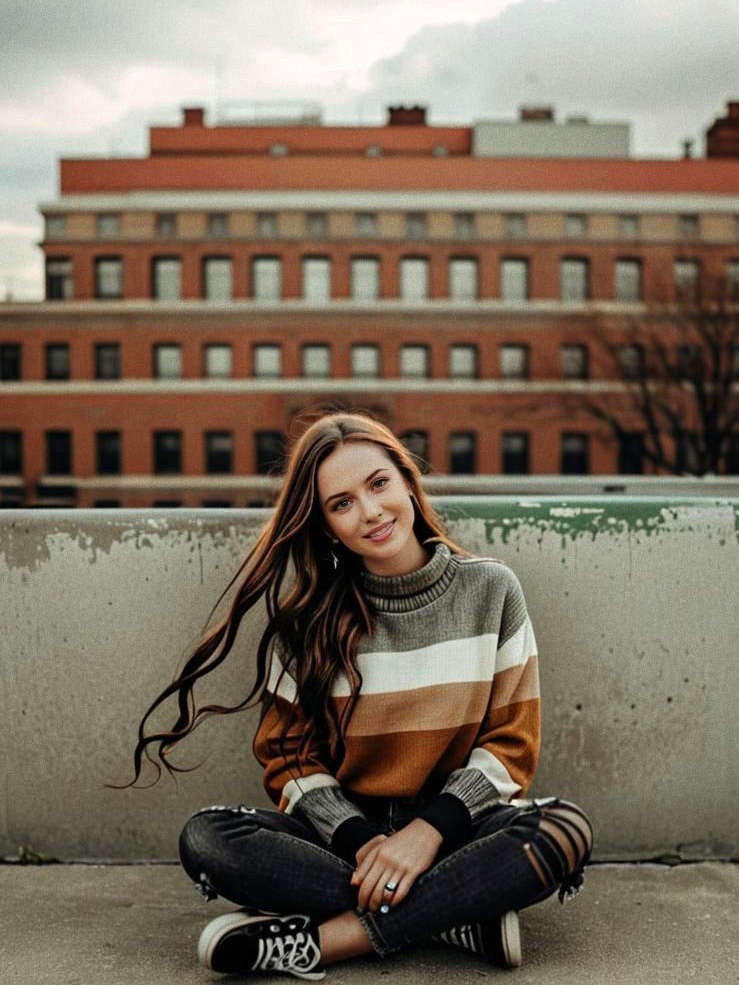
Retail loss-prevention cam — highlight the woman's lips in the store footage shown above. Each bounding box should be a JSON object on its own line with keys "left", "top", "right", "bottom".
{"left": 366, "top": 520, "right": 395, "bottom": 542}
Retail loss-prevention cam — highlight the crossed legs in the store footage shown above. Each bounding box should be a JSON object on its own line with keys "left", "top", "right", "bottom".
{"left": 178, "top": 797, "right": 593, "bottom": 963}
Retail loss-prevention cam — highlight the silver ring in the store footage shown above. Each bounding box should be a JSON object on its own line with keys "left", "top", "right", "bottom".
{"left": 384, "top": 882, "right": 398, "bottom": 893}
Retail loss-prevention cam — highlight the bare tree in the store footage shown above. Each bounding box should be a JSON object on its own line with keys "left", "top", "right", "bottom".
{"left": 562, "top": 273, "right": 739, "bottom": 475}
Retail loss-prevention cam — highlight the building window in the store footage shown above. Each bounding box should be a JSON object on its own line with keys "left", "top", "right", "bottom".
{"left": 152, "top": 256, "right": 182, "bottom": 300}
{"left": 202, "top": 257, "right": 232, "bottom": 301}
{"left": 269, "top": 142, "right": 288, "bottom": 157}
{"left": 256, "top": 213, "right": 278, "bottom": 237}
{"left": 675, "top": 431, "right": 700, "bottom": 473}
{"left": 152, "top": 499, "right": 182, "bottom": 507}
{"left": 0, "top": 432, "right": 22, "bottom": 474}
{"left": 399, "top": 430, "right": 430, "bottom": 472}
{"left": 205, "top": 431, "right": 233, "bottom": 473}
{"left": 560, "top": 344, "right": 589, "bottom": 379}
{"left": 399, "top": 257, "right": 429, "bottom": 301}
{"left": 0, "top": 344, "right": 21, "bottom": 381}
{"left": 96, "top": 431, "right": 121, "bottom": 475}
{"left": 365, "top": 144, "right": 383, "bottom": 157}
{"left": 560, "top": 258, "right": 589, "bottom": 301}
{"left": 301, "top": 256, "right": 331, "bottom": 302}
{"left": 253, "top": 344, "right": 282, "bottom": 378}
{"left": 500, "top": 344, "right": 529, "bottom": 379}
{"left": 561, "top": 433, "right": 589, "bottom": 474}
{"left": 45, "top": 343, "right": 70, "bottom": 380}
{"left": 96, "top": 213, "right": 119, "bottom": 238}
{"left": 453, "top": 213, "right": 475, "bottom": 239}
{"left": 502, "top": 432, "right": 529, "bottom": 474}
{"left": 449, "top": 344, "right": 478, "bottom": 379}
{"left": 46, "top": 431, "right": 72, "bottom": 474}
{"left": 676, "top": 344, "right": 702, "bottom": 381}
{"left": 255, "top": 431, "right": 286, "bottom": 475}
{"left": 406, "top": 213, "right": 427, "bottom": 240}
{"left": 207, "top": 212, "right": 229, "bottom": 237}
{"left": 449, "top": 258, "right": 478, "bottom": 301}
{"left": 615, "top": 258, "right": 643, "bottom": 301}
{"left": 153, "top": 343, "right": 182, "bottom": 379}
{"left": 619, "top": 214, "right": 640, "bottom": 238}
{"left": 156, "top": 213, "right": 176, "bottom": 238}
{"left": 679, "top": 214, "right": 699, "bottom": 238}
{"left": 674, "top": 259, "right": 700, "bottom": 300}
{"left": 252, "top": 256, "right": 282, "bottom": 300}
{"left": 301, "top": 344, "right": 331, "bottom": 378}
{"left": 94, "top": 257, "right": 123, "bottom": 299}
{"left": 356, "top": 212, "right": 378, "bottom": 237}
{"left": 449, "top": 432, "right": 476, "bottom": 474}
{"left": 93, "top": 500, "right": 121, "bottom": 508}
{"left": 504, "top": 213, "right": 527, "bottom": 238}
{"left": 306, "top": 212, "right": 328, "bottom": 239}
{"left": 351, "top": 344, "right": 380, "bottom": 378}
{"left": 45, "top": 258, "right": 73, "bottom": 300}
{"left": 618, "top": 344, "right": 645, "bottom": 379}
{"left": 45, "top": 214, "right": 66, "bottom": 239}
{"left": 153, "top": 431, "right": 182, "bottom": 474}
{"left": 94, "top": 343, "right": 120, "bottom": 380}
{"left": 400, "top": 344, "right": 430, "bottom": 378}
{"left": 350, "top": 257, "right": 380, "bottom": 301}
{"left": 204, "top": 344, "right": 232, "bottom": 378}
{"left": 725, "top": 259, "right": 739, "bottom": 300}
{"left": 500, "top": 257, "right": 529, "bottom": 301}
{"left": 565, "top": 213, "right": 587, "bottom": 238}
{"left": 619, "top": 432, "right": 644, "bottom": 474}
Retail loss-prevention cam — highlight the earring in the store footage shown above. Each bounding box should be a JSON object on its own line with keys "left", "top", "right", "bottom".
{"left": 330, "top": 538, "right": 339, "bottom": 569}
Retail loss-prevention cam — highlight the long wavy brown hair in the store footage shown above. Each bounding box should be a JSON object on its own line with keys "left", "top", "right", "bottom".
{"left": 110, "top": 410, "right": 474, "bottom": 790}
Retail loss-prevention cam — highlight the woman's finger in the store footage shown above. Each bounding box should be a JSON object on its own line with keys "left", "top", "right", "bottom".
{"left": 358, "top": 859, "right": 392, "bottom": 910}
{"left": 376, "top": 871, "right": 405, "bottom": 913}
{"left": 352, "top": 844, "right": 381, "bottom": 886}
{"left": 368, "top": 869, "right": 397, "bottom": 913}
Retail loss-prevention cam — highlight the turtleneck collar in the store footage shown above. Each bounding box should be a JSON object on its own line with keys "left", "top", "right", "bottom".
{"left": 360, "top": 541, "right": 457, "bottom": 613}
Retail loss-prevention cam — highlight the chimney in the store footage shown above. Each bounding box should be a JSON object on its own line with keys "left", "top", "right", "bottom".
{"left": 682, "top": 139, "right": 694, "bottom": 159}
{"left": 520, "top": 106, "right": 554, "bottom": 122}
{"left": 183, "top": 107, "right": 205, "bottom": 127}
{"left": 387, "top": 105, "right": 427, "bottom": 126}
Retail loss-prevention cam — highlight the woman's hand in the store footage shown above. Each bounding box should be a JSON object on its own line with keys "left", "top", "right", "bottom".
{"left": 351, "top": 818, "right": 443, "bottom": 912}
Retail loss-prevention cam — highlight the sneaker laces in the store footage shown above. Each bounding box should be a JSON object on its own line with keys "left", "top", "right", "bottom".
{"left": 254, "top": 929, "right": 322, "bottom": 976}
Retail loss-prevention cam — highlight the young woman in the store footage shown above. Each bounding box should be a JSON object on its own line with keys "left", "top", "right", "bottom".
{"left": 121, "top": 411, "right": 592, "bottom": 980}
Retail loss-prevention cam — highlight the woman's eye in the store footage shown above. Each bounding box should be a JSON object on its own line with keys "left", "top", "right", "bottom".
{"left": 373, "top": 477, "right": 388, "bottom": 489}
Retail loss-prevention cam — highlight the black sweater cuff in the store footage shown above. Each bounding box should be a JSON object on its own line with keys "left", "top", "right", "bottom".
{"left": 417, "top": 793, "right": 472, "bottom": 846}
{"left": 330, "top": 816, "right": 383, "bottom": 864}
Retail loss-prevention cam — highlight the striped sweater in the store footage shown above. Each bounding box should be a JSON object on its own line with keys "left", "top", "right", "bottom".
{"left": 253, "top": 541, "right": 540, "bottom": 852}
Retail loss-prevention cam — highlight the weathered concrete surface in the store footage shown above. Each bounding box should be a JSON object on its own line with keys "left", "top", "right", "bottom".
{"left": 1, "top": 863, "right": 736, "bottom": 985}
{"left": 1, "top": 500, "right": 738, "bottom": 861}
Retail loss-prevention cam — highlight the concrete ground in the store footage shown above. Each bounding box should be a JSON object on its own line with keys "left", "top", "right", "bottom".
{"left": 2, "top": 863, "right": 737, "bottom": 985}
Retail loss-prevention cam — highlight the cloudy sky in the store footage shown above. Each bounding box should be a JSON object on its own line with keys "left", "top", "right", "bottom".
{"left": 1, "top": 0, "right": 737, "bottom": 300}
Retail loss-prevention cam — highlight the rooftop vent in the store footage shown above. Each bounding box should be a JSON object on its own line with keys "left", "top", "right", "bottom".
{"left": 182, "top": 107, "right": 205, "bottom": 127}
{"left": 387, "top": 105, "right": 427, "bottom": 126}
{"left": 519, "top": 106, "right": 554, "bottom": 122}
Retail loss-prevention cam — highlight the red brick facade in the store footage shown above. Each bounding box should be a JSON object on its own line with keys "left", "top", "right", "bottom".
{"left": 2, "top": 103, "right": 739, "bottom": 507}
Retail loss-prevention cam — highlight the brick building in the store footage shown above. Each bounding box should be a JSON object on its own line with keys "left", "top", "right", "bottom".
{"left": 1, "top": 102, "right": 739, "bottom": 507}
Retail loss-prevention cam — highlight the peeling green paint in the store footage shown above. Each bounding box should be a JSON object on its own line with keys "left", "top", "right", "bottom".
{"left": 433, "top": 496, "right": 739, "bottom": 546}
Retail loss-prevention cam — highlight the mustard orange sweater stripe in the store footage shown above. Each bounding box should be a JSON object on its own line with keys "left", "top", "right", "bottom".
{"left": 253, "top": 542, "right": 540, "bottom": 847}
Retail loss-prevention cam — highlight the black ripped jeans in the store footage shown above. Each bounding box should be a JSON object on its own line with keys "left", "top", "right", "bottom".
{"left": 178, "top": 794, "right": 593, "bottom": 957}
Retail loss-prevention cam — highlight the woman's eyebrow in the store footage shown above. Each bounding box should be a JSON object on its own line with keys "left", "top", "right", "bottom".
{"left": 323, "top": 468, "right": 387, "bottom": 506}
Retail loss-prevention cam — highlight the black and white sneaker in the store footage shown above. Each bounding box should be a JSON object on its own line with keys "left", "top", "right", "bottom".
{"left": 198, "top": 911, "right": 325, "bottom": 979}
{"left": 435, "top": 910, "right": 522, "bottom": 968}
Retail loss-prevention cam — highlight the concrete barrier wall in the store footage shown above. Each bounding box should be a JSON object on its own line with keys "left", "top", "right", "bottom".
{"left": 1, "top": 499, "right": 737, "bottom": 862}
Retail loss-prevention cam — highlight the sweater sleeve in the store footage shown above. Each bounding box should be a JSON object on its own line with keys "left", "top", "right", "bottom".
{"left": 438, "top": 568, "right": 541, "bottom": 820}
{"left": 252, "top": 637, "right": 369, "bottom": 846}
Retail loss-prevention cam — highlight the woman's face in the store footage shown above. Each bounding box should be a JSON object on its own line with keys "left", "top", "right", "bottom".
{"left": 316, "top": 440, "right": 428, "bottom": 576}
